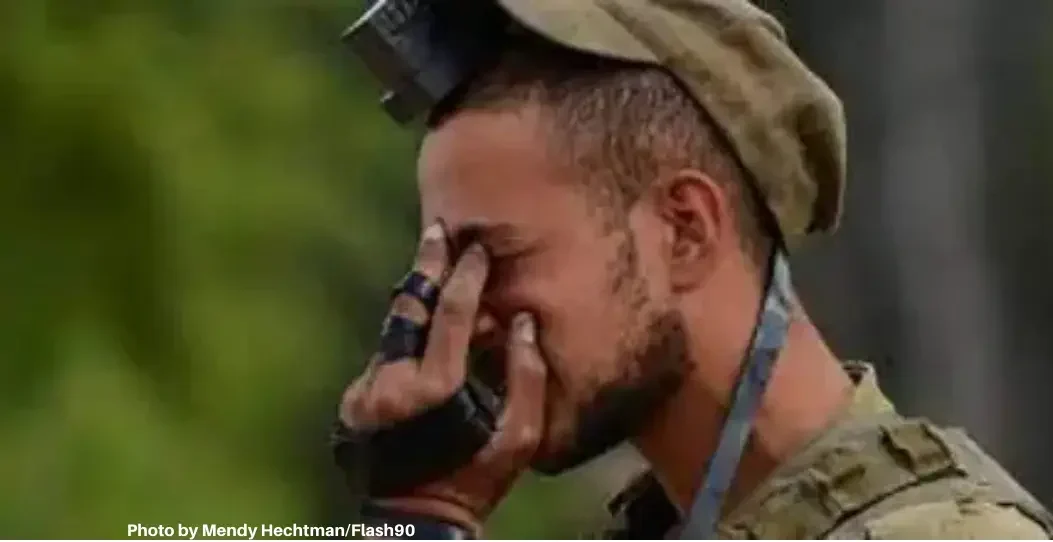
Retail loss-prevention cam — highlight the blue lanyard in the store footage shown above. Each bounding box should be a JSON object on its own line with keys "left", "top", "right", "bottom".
{"left": 679, "top": 249, "right": 794, "bottom": 539}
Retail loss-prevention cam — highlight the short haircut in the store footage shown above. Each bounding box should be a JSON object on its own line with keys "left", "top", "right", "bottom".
{"left": 428, "top": 32, "right": 772, "bottom": 267}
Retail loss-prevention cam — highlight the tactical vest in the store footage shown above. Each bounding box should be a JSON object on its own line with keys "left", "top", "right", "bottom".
{"left": 601, "top": 415, "right": 1053, "bottom": 539}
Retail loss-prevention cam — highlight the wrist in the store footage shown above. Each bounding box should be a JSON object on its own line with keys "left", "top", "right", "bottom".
{"left": 363, "top": 499, "right": 483, "bottom": 539}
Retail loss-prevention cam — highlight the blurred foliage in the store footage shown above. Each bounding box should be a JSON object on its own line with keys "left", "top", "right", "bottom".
{"left": 0, "top": 0, "right": 599, "bottom": 538}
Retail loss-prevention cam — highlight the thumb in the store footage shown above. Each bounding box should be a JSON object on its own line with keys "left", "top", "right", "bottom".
{"left": 477, "top": 312, "right": 547, "bottom": 468}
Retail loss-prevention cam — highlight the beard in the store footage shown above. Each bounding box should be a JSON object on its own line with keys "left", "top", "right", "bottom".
{"left": 530, "top": 308, "right": 690, "bottom": 475}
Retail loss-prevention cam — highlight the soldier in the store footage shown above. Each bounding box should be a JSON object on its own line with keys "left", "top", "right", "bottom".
{"left": 333, "top": 0, "right": 1053, "bottom": 538}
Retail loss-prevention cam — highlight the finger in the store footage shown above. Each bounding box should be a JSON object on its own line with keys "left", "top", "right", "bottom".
{"left": 338, "top": 364, "right": 377, "bottom": 428}
{"left": 414, "top": 220, "right": 451, "bottom": 285}
{"left": 373, "top": 313, "right": 429, "bottom": 369}
{"left": 385, "top": 293, "right": 430, "bottom": 329}
{"left": 478, "top": 313, "right": 547, "bottom": 467}
{"left": 420, "top": 243, "right": 490, "bottom": 396}
{"left": 380, "top": 222, "right": 451, "bottom": 335}
{"left": 469, "top": 311, "right": 506, "bottom": 392}
{"left": 469, "top": 311, "right": 503, "bottom": 358}
{"left": 360, "top": 359, "right": 424, "bottom": 427}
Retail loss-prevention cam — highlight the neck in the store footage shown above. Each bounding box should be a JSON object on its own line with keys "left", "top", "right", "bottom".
{"left": 631, "top": 273, "right": 853, "bottom": 517}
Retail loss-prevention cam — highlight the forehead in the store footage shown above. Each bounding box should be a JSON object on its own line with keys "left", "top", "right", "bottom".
{"left": 417, "top": 107, "right": 587, "bottom": 236}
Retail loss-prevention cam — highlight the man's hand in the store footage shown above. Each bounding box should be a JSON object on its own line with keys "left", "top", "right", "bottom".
{"left": 339, "top": 222, "right": 548, "bottom": 536}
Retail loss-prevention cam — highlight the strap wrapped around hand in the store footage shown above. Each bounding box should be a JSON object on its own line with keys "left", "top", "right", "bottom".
{"left": 377, "top": 271, "right": 440, "bottom": 363}
{"left": 394, "top": 271, "right": 441, "bottom": 312}
{"left": 378, "top": 315, "right": 428, "bottom": 363}
{"left": 332, "top": 270, "right": 499, "bottom": 498}
{"left": 332, "top": 379, "right": 498, "bottom": 497}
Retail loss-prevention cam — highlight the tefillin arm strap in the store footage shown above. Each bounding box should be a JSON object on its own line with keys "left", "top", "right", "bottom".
{"left": 679, "top": 248, "right": 794, "bottom": 540}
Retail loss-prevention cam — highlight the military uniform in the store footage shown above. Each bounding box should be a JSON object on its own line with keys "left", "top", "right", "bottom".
{"left": 343, "top": 0, "right": 1053, "bottom": 538}
{"left": 478, "top": 3, "right": 1053, "bottom": 536}
{"left": 600, "top": 362, "right": 1053, "bottom": 539}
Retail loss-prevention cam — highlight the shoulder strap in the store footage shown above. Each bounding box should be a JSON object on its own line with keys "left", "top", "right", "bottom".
{"left": 719, "top": 416, "right": 1052, "bottom": 539}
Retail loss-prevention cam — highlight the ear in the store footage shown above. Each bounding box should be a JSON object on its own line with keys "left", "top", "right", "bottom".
{"left": 652, "top": 169, "right": 732, "bottom": 291}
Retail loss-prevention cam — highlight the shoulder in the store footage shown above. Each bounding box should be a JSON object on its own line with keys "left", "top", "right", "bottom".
{"left": 722, "top": 414, "right": 1053, "bottom": 540}
{"left": 849, "top": 422, "right": 1052, "bottom": 540}
{"left": 862, "top": 498, "right": 1050, "bottom": 539}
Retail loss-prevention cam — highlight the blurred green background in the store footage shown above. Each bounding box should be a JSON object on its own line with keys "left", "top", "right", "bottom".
{"left": 3, "top": 0, "right": 1052, "bottom": 539}
{"left": 0, "top": 1, "right": 603, "bottom": 538}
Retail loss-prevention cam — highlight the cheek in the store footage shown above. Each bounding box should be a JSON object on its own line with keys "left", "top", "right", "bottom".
{"left": 496, "top": 251, "right": 631, "bottom": 398}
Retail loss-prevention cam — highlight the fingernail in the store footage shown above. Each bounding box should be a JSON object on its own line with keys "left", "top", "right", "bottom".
{"left": 475, "top": 312, "right": 497, "bottom": 334}
{"left": 423, "top": 222, "right": 444, "bottom": 242}
{"left": 513, "top": 313, "right": 536, "bottom": 344}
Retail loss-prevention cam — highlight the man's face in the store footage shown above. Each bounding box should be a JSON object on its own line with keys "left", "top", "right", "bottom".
{"left": 418, "top": 106, "right": 689, "bottom": 473}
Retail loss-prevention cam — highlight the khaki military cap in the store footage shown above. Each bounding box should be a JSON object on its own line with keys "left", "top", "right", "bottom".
{"left": 495, "top": 0, "right": 848, "bottom": 240}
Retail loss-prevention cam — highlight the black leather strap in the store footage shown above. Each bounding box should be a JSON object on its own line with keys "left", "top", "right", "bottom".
{"left": 333, "top": 267, "right": 496, "bottom": 508}
{"left": 392, "top": 271, "right": 441, "bottom": 312}
{"left": 378, "top": 315, "right": 429, "bottom": 363}
{"left": 331, "top": 380, "right": 497, "bottom": 498}
{"left": 376, "top": 271, "right": 441, "bottom": 364}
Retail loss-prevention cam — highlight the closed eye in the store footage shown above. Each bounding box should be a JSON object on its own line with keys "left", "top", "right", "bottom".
{"left": 484, "top": 255, "right": 514, "bottom": 292}
{"left": 483, "top": 249, "right": 532, "bottom": 292}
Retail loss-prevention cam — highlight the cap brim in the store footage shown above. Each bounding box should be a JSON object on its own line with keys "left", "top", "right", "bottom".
{"left": 496, "top": 0, "right": 658, "bottom": 65}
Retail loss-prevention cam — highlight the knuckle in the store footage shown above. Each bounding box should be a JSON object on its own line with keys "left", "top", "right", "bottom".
{"left": 460, "top": 252, "right": 488, "bottom": 280}
{"left": 437, "top": 294, "right": 471, "bottom": 322}
{"left": 338, "top": 398, "right": 358, "bottom": 427}
{"left": 339, "top": 380, "right": 369, "bottom": 424}
{"left": 431, "top": 362, "right": 467, "bottom": 395}
{"left": 518, "top": 357, "right": 546, "bottom": 380}
{"left": 416, "top": 242, "right": 447, "bottom": 277}
{"left": 450, "top": 252, "right": 488, "bottom": 287}
{"left": 417, "top": 377, "right": 450, "bottom": 405}
{"left": 495, "top": 424, "right": 541, "bottom": 461}
{"left": 340, "top": 383, "right": 361, "bottom": 410}
{"left": 415, "top": 259, "right": 445, "bottom": 283}
{"left": 372, "top": 388, "right": 408, "bottom": 422}
{"left": 389, "top": 294, "right": 427, "bottom": 322}
{"left": 350, "top": 398, "right": 376, "bottom": 428}
{"left": 515, "top": 426, "right": 541, "bottom": 450}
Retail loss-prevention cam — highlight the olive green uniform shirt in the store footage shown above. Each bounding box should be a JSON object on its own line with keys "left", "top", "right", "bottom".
{"left": 600, "top": 362, "right": 1053, "bottom": 539}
